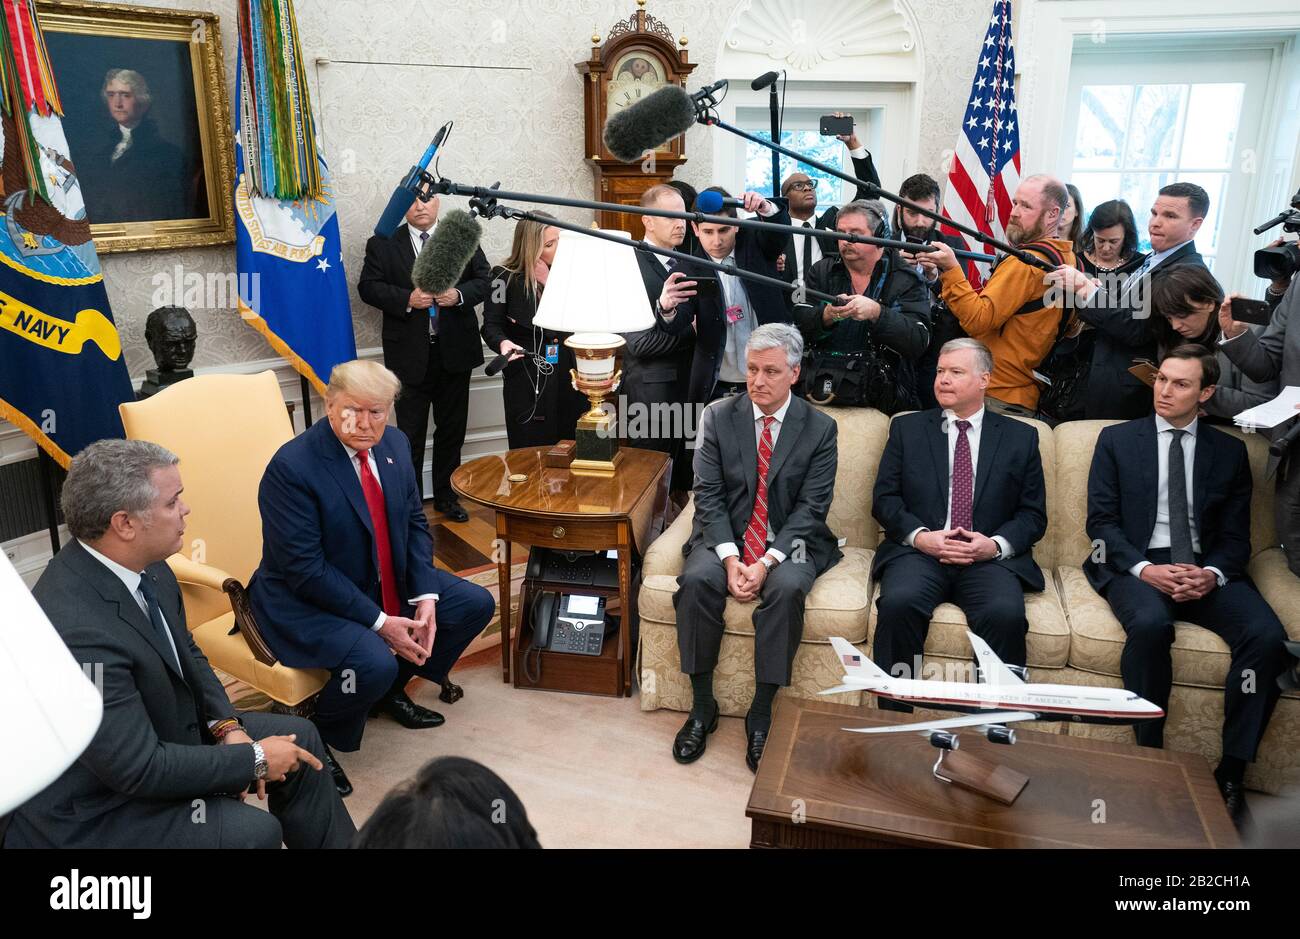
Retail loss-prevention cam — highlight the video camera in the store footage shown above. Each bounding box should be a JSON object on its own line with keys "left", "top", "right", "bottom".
{"left": 1253, "top": 188, "right": 1300, "bottom": 282}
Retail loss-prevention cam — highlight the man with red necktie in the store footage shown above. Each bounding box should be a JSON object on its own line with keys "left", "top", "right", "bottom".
{"left": 871, "top": 338, "right": 1048, "bottom": 709}
{"left": 250, "top": 361, "right": 495, "bottom": 796}
{"left": 671, "top": 323, "right": 841, "bottom": 773}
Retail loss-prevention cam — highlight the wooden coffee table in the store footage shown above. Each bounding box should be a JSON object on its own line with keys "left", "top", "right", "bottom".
{"left": 747, "top": 697, "right": 1240, "bottom": 849}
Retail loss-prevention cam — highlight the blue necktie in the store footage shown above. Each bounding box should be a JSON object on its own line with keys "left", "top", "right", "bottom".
{"left": 420, "top": 231, "right": 439, "bottom": 337}
{"left": 137, "top": 573, "right": 182, "bottom": 672}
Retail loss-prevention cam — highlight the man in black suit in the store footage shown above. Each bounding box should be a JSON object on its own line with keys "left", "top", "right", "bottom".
{"left": 672, "top": 323, "right": 840, "bottom": 773}
{"left": 622, "top": 184, "right": 695, "bottom": 496}
{"left": 779, "top": 114, "right": 882, "bottom": 285}
{"left": 872, "top": 338, "right": 1048, "bottom": 699}
{"left": 1084, "top": 345, "right": 1289, "bottom": 826}
{"left": 358, "top": 196, "right": 492, "bottom": 521}
{"left": 3, "top": 440, "right": 354, "bottom": 848}
{"left": 655, "top": 188, "right": 792, "bottom": 406}
{"left": 1049, "top": 182, "right": 1209, "bottom": 420}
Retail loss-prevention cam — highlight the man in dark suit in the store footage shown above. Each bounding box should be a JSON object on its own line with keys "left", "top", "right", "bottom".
{"left": 358, "top": 196, "right": 492, "bottom": 522}
{"left": 1084, "top": 345, "right": 1289, "bottom": 826}
{"left": 1050, "top": 182, "right": 1209, "bottom": 420}
{"left": 672, "top": 323, "right": 840, "bottom": 772}
{"left": 655, "top": 188, "right": 793, "bottom": 406}
{"left": 622, "top": 184, "right": 695, "bottom": 496}
{"left": 872, "top": 338, "right": 1048, "bottom": 698}
{"left": 249, "top": 360, "right": 495, "bottom": 794}
{"left": 779, "top": 114, "right": 882, "bottom": 285}
{"left": 4, "top": 440, "right": 353, "bottom": 848}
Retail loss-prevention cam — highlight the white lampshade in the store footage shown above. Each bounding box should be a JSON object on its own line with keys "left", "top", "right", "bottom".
{"left": 533, "top": 228, "right": 655, "bottom": 335}
{"left": 0, "top": 552, "right": 102, "bottom": 814}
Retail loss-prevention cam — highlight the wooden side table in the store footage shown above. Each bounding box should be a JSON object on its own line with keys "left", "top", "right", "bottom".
{"left": 451, "top": 446, "right": 670, "bottom": 696}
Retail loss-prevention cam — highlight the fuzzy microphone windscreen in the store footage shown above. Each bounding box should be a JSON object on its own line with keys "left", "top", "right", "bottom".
{"left": 602, "top": 85, "right": 698, "bottom": 163}
{"left": 411, "top": 209, "right": 483, "bottom": 294}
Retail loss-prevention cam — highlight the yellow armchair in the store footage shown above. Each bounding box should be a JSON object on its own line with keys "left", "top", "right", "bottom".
{"left": 119, "top": 371, "right": 328, "bottom": 709}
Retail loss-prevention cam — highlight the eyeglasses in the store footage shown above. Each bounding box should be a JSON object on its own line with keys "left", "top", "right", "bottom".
{"left": 786, "top": 182, "right": 816, "bottom": 193}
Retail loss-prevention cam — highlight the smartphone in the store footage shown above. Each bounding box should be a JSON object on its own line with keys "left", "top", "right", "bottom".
{"left": 690, "top": 275, "right": 720, "bottom": 300}
{"left": 1230, "top": 296, "right": 1273, "bottom": 327}
{"left": 1128, "top": 360, "right": 1159, "bottom": 387}
{"left": 819, "top": 114, "right": 854, "bottom": 137}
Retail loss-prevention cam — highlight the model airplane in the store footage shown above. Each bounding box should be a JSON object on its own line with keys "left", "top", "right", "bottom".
{"left": 823, "top": 633, "right": 1164, "bottom": 752}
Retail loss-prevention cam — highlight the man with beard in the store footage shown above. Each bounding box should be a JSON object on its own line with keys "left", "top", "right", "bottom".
{"left": 904, "top": 174, "right": 1075, "bottom": 416}
{"left": 893, "top": 174, "right": 973, "bottom": 409}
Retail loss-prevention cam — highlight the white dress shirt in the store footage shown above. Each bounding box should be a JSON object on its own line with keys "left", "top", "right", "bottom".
{"left": 79, "top": 541, "right": 183, "bottom": 671}
{"left": 715, "top": 394, "right": 793, "bottom": 565}
{"left": 904, "top": 407, "right": 1013, "bottom": 559}
{"left": 1128, "top": 416, "right": 1225, "bottom": 586}
{"left": 341, "top": 442, "right": 439, "bottom": 629}
{"left": 790, "top": 218, "right": 823, "bottom": 283}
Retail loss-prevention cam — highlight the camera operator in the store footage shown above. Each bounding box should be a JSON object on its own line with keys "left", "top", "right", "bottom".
{"left": 1218, "top": 277, "right": 1300, "bottom": 577}
{"left": 1260, "top": 236, "right": 1298, "bottom": 312}
{"left": 797, "top": 200, "right": 931, "bottom": 414}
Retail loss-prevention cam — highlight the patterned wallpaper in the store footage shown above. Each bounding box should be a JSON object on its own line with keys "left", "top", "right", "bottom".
{"left": 28, "top": 0, "right": 994, "bottom": 381}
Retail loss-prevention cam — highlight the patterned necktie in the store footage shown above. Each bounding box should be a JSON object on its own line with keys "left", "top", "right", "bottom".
{"left": 801, "top": 221, "right": 813, "bottom": 278}
{"left": 950, "top": 419, "right": 974, "bottom": 531}
{"left": 666, "top": 257, "right": 676, "bottom": 272}
{"left": 137, "top": 573, "right": 182, "bottom": 673}
{"left": 357, "top": 451, "right": 401, "bottom": 615}
{"left": 1120, "top": 253, "right": 1156, "bottom": 300}
{"left": 1167, "top": 429, "right": 1195, "bottom": 564}
{"left": 742, "top": 416, "right": 777, "bottom": 565}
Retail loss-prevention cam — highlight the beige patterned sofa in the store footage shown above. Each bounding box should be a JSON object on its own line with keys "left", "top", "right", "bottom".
{"left": 638, "top": 407, "right": 1300, "bottom": 793}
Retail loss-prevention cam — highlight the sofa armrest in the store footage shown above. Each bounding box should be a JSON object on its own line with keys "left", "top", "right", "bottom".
{"left": 166, "top": 554, "right": 279, "bottom": 667}
{"left": 643, "top": 496, "right": 694, "bottom": 578}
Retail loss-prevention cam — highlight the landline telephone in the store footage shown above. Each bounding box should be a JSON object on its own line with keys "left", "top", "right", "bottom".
{"left": 525, "top": 547, "right": 621, "bottom": 589}
{"left": 524, "top": 590, "right": 613, "bottom": 684}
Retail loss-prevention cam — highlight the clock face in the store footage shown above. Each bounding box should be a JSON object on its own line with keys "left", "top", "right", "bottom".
{"left": 607, "top": 52, "right": 666, "bottom": 115}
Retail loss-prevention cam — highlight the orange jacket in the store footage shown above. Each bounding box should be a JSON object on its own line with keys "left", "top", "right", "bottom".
{"left": 938, "top": 238, "right": 1075, "bottom": 410}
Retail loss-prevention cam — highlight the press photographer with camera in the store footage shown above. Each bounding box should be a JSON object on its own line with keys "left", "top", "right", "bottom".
{"left": 797, "top": 200, "right": 931, "bottom": 414}
{"left": 1253, "top": 188, "right": 1300, "bottom": 312}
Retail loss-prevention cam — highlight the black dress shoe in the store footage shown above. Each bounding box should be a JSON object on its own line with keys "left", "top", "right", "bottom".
{"left": 438, "top": 680, "right": 464, "bottom": 704}
{"left": 1220, "top": 780, "right": 1252, "bottom": 833}
{"left": 672, "top": 704, "right": 719, "bottom": 764}
{"left": 322, "top": 746, "right": 352, "bottom": 798}
{"left": 746, "top": 726, "right": 769, "bottom": 773}
{"left": 435, "top": 499, "right": 469, "bottom": 523}
{"left": 377, "top": 691, "right": 446, "bottom": 728}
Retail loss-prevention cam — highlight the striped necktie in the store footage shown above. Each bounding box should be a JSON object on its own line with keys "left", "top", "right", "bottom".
{"left": 742, "top": 416, "right": 777, "bottom": 565}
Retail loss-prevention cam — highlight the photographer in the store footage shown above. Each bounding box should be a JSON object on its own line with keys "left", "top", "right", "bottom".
{"left": 1218, "top": 277, "right": 1300, "bottom": 576}
{"left": 1260, "top": 236, "right": 1298, "bottom": 312}
{"left": 798, "top": 200, "right": 931, "bottom": 414}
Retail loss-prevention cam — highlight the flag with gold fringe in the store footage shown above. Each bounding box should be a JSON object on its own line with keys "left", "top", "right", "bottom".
{"left": 0, "top": 0, "right": 133, "bottom": 468}
{"left": 234, "top": 0, "right": 354, "bottom": 392}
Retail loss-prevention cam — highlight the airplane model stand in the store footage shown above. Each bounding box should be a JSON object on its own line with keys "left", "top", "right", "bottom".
{"left": 932, "top": 747, "right": 1030, "bottom": 806}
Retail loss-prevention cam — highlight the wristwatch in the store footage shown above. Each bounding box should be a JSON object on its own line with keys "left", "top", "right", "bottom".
{"left": 759, "top": 554, "right": 776, "bottom": 571}
{"left": 250, "top": 741, "right": 268, "bottom": 780}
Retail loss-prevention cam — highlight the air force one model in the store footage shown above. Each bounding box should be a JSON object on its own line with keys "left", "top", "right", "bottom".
{"left": 823, "top": 633, "right": 1164, "bottom": 751}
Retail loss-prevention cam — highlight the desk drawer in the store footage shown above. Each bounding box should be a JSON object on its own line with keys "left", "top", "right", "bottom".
{"left": 506, "top": 515, "right": 622, "bottom": 551}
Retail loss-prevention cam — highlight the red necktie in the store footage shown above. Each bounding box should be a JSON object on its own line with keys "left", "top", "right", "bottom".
{"left": 357, "top": 451, "right": 401, "bottom": 616}
{"left": 950, "top": 419, "right": 973, "bottom": 531}
{"left": 742, "top": 416, "right": 776, "bottom": 565}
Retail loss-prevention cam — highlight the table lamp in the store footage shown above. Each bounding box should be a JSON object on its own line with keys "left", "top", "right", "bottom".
{"left": 0, "top": 552, "right": 102, "bottom": 815}
{"left": 533, "top": 227, "right": 655, "bottom": 477}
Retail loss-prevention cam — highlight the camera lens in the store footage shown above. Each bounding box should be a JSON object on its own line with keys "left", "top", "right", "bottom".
{"left": 1254, "top": 243, "right": 1300, "bottom": 281}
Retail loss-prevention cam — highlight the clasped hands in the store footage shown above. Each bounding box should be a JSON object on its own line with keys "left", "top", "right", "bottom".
{"left": 409, "top": 287, "right": 460, "bottom": 310}
{"left": 915, "top": 527, "right": 999, "bottom": 565}
{"left": 824, "top": 294, "right": 881, "bottom": 323}
{"left": 724, "top": 555, "right": 769, "bottom": 603}
{"left": 378, "top": 597, "right": 438, "bottom": 666}
{"left": 1140, "top": 563, "right": 1218, "bottom": 602}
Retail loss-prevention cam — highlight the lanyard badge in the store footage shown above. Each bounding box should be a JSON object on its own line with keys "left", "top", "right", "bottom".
{"left": 725, "top": 304, "right": 744, "bottom": 325}
{"left": 544, "top": 342, "right": 560, "bottom": 364}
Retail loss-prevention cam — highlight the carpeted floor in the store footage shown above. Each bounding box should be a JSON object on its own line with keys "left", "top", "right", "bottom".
{"left": 334, "top": 648, "right": 756, "bottom": 848}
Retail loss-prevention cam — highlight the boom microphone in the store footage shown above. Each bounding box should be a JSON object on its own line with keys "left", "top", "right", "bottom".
{"left": 484, "top": 352, "right": 511, "bottom": 376}
{"left": 695, "top": 190, "right": 744, "bottom": 213}
{"left": 602, "top": 85, "right": 698, "bottom": 162}
{"left": 751, "top": 71, "right": 780, "bottom": 91}
{"left": 411, "top": 209, "right": 483, "bottom": 295}
{"left": 375, "top": 122, "right": 452, "bottom": 238}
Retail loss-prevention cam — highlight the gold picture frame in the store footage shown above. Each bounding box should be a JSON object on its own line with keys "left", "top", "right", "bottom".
{"left": 36, "top": 0, "right": 234, "bottom": 254}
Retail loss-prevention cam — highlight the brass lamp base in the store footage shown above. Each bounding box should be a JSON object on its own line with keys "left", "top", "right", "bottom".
{"left": 567, "top": 332, "right": 625, "bottom": 478}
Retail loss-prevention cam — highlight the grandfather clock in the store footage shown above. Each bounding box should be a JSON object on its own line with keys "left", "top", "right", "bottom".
{"left": 577, "top": 0, "right": 695, "bottom": 239}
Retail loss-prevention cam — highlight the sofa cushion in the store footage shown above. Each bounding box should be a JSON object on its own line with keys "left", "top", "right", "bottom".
{"left": 1250, "top": 547, "right": 1300, "bottom": 640}
{"left": 866, "top": 574, "right": 1071, "bottom": 669}
{"left": 1058, "top": 565, "right": 1298, "bottom": 697}
{"left": 639, "top": 547, "right": 873, "bottom": 643}
{"left": 813, "top": 405, "right": 890, "bottom": 551}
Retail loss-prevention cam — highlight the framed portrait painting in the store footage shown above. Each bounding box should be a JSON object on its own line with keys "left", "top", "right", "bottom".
{"left": 37, "top": 0, "right": 235, "bottom": 253}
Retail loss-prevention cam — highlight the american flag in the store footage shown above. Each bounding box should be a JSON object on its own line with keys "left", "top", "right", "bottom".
{"left": 841, "top": 653, "right": 861, "bottom": 667}
{"left": 940, "top": 0, "right": 1021, "bottom": 289}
